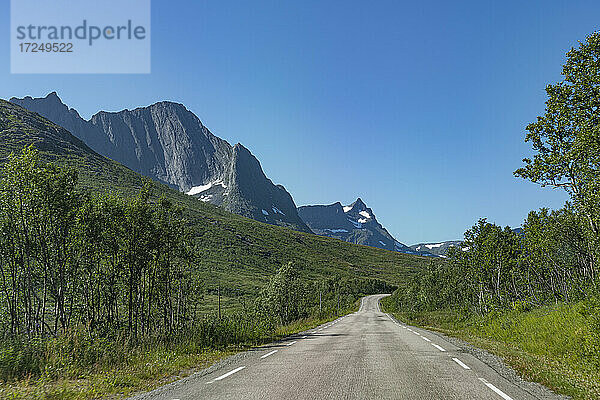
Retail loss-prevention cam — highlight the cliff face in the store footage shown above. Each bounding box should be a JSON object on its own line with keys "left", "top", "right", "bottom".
{"left": 11, "top": 93, "right": 311, "bottom": 233}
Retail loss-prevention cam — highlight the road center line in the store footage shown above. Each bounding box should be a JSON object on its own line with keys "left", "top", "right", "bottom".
{"left": 478, "top": 378, "right": 514, "bottom": 400}
{"left": 260, "top": 350, "right": 278, "bottom": 359}
{"left": 421, "top": 336, "right": 431, "bottom": 342}
{"left": 431, "top": 343, "right": 446, "bottom": 352}
{"left": 286, "top": 341, "right": 297, "bottom": 346}
{"left": 212, "top": 366, "right": 246, "bottom": 382}
{"left": 412, "top": 331, "right": 420, "bottom": 336}
{"left": 452, "top": 357, "right": 471, "bottom": 370}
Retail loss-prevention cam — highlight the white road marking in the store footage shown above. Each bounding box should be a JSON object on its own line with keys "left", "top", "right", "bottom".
{"left": 412, "top": 331, "right": 420, "bottom": 336}
{"left": 431, "top": 344, "right": 446, "bottom": 352}
{"left": 260, "top": 350, "right": 278, "bottom": 359}
{"left": 421, "top": 336, "right": 431, "bottom": 342}
{"left": 452, "top": 358, "right": 471, "bottom": 370}
{"left": 286, "top": 341, "right": 297, "bottom": 346}
{"left": 213, "top": 366, "right": 246, "bottom": 382}
{"left": 301, "top": 335, "right": 307, "bottom": 339}
{"left": 479, "top": 378, "right": 514, "bottom": 400}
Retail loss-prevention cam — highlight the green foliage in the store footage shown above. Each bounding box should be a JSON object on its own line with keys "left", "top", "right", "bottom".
{"left": 390, "top": 210, "right": 596, "bottom": 316}
{"left": 258, "top": 263, "right": 392, "bottom": 325}
{"left": 0, "top": 148, "right": 399, "bottom": 391}
{"left": 0, "top": 147, "right": 197, "bottom": 340}
{"left": 581, "top": 294, "right": 600, "bottom": 367}
{"left": 260, "top": 263, "right": 308, "bottom": 324}
{"left": 515, "top": 32, "right": 600, "bottom": 244}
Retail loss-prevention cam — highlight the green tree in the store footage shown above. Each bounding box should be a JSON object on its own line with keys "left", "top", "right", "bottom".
{"left": 262, "top": 262, "right": 307, "bottom": 324}
{"left": 515, "top": 33, "right": 600, "bottom": 241}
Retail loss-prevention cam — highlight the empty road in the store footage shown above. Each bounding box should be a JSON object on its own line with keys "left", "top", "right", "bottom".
{"left": 133, "top": 294, "right": 561, "bottom": 400}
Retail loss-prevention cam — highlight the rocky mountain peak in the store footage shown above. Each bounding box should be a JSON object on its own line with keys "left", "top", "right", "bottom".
{"left": 10, "top": 93, "right": 312, "bottom": 233}
{"left": 352, "top": 197, "right": 367, "bottom": 209}
{"left": 344, "top": 197, "right": 369, "bottom": 213}
{"left": 299, "top": 198, "right": 436, "bottom": 257}
{"left": 44, "top": 91, "right": 62, "bottom": 103}
{"left": 11, "top": 92, "right": 82, "bottom": 121}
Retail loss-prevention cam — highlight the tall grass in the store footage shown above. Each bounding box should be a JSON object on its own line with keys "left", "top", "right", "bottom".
{"left": 0, "top": 312, "right": 272, "bottom": 383}
{"left": 0, "top": 301, "right": 359, "bottom": 399}
{"left": 382, "top": 296, "right": 600, "bottom": 399}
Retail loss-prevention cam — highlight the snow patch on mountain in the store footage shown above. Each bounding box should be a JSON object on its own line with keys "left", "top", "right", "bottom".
{"left": 186, "top": 180, "right": 227, "bottom": 196}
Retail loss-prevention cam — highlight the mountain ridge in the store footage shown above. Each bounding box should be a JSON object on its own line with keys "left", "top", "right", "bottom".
{"left": 0, "top": 98, "right": 434, "bottom": 297}
{"left": 298, "top": 198, "right": 435, "bottom": 256}
{"left": 10, "top": 93, "right": 311, "bottom": 233}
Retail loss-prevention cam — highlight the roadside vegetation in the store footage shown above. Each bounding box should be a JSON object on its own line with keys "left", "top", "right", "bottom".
{"left": 0, "top": 96, "right": 431, "bottom": 398}
{"left": 383, "top": 32, "right": 600, "bottom": 400}
{"left": 0, "top": 147, "right": 395, "bottom": 399}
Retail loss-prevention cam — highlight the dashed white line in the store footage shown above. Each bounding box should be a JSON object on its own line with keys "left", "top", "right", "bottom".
{"left": 431, "top": 343, "right": 446, "bottom": 352}
{"left": 421, "top": 336, "right": 431, "bottom": 342}
{"left": 412, "top": 331, "right": 420, "bottom": 336}
{"left": 212, "top": 366, "right": 246, "bottom": 382}
{"left": 260, "top": 350, "right": 278, "bottom": 359}
{"left": 286, "top": 341, "right": 297, "bottom": 346}
{"left": 479, "top": 378, "right": 514, "bottom": 400}
{"left": 301, "top": 335, "right": 307, "bottom": 339}
{"left": 452, "top": 357, "right": 471, "bottom": 370}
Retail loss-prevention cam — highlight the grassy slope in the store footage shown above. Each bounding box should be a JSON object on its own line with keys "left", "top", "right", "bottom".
{"left": 0, "top": 99, "right": 433, "bottom": 306}
{"left": 381, "top": 297, "right": 600, "bottom": 400}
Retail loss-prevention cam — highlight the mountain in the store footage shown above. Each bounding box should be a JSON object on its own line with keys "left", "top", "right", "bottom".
{"left": 0, "top": 98, "right": 435, "bottom": 301}
{"left": 409, "top": 241, "right": 463, "bottom": 257}
{"left": 410, "top": 227, "right": 524, "bottom": 257}
{"left": 298, "top": 198, "right": 435, "bottom": 256}
{"left": 10, "top": 93, "right": 311, "bottom": 233}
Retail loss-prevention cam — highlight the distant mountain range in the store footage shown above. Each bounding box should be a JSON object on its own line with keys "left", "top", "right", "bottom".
{"left": 10, "top": 93, "right": 311, "bottom": 233}
{"left": 409, "top": 227, "right": 524, "bottom": 257}
{"left": 11, "top": 92, "right": 468, "bottom": 254}
{"left": 0, "top": 98, "right": 430, "bottom": 297}
{"left": 409, "top": 241, "right": 463, "bottom": 257}
{"left": 298, "top": 198, "right": 436, "bottom": 257}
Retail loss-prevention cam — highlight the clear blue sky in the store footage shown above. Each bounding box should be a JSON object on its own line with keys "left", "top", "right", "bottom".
{"left": 2, "top": 1, "right": 598, "bottom": 244}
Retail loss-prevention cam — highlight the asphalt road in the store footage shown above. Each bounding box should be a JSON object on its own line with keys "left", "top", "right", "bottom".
{"left": 133, "top": 294, "right": 562, "bottom": 400}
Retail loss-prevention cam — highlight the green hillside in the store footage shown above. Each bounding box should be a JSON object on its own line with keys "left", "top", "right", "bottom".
{"left": 0, "top": 99, "right": 430, "bottom": 309}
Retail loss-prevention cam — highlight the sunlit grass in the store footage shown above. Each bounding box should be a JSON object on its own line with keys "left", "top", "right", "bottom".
{"left": 382, "top": 299, "right": 600, "bottom": 400}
